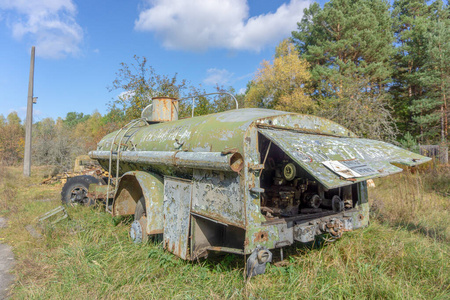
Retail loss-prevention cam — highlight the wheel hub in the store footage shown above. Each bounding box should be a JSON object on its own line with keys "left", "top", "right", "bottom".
{"left": 130, "top": 220, "right": 143, "bottom": 243}
{"left": 69, "top": 187, "right": 89, "bottom": 204}
{"left": 130, "top": 217, "right": 148, "bottom": 243}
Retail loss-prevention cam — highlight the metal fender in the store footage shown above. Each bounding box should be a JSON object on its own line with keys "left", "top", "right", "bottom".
{"left": 113, "top": 171, "right": 164, "bottom": 235}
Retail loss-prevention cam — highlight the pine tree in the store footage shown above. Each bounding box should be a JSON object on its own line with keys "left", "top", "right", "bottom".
{"left": 392, "top": 0, "right": 449, "bottom": 143}
{"left": 413, "top": 1, "right": 450, "bottom": 143}
{"left": 391, "top": 0, "right": 434, "bottom": 137}
{"left": 292, "top": 0, "right": 396, "bottom": 140}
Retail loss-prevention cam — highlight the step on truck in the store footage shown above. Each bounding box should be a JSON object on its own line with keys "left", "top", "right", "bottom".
{"left": 61, "top": 94, "right": 430, "bottom": 277}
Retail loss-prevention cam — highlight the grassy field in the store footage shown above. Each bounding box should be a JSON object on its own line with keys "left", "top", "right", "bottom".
{"left": 0, "top": 165, "right": 449, "bottom": 299}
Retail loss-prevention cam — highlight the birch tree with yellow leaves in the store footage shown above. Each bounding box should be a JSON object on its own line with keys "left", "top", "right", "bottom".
{"left": 245, "top": 39, "right": 315, "bottom": 114}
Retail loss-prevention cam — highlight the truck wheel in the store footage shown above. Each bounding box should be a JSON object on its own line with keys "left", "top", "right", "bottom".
{"left": 130, "top": 197, "right": 148, "bottom": 243}
{"left": 61, "top": 175, "right": 100, "bottom": 206}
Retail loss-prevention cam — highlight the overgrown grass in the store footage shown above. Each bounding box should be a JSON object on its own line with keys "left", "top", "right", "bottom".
{"left": 370, "top": 166, "right": 450, "bottom": 242}
{"left": 0, "top": 166, "right": 449, "bottom": 299}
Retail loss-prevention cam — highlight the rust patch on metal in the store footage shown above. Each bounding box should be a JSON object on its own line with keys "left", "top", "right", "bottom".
{"left": 253, "top": 231, "right": 269, "bottom": 243}
{"left": 149, "top": 229, "right": 163, "bottom": 235}
{"left": 221, "top": 147, "right": 238, "bottom": 155}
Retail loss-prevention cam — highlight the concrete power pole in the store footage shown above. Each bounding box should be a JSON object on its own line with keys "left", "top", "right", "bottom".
{"left": 23, "top": 46, "right": 35, "bottom": 177}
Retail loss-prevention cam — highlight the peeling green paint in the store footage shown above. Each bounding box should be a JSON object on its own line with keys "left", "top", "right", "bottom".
{"left": 89, "top": 107, "right": 430, "bottom": 261}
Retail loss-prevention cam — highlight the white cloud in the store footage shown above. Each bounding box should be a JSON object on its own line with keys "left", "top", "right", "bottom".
{"left": 135, "top": 0, "right": 310, "bottom": 51}
{"left": 0, "top": 0, "right": 83, "bottom": 59}
{"left": 203, "top": 68, "right": 233, "bottom": 86}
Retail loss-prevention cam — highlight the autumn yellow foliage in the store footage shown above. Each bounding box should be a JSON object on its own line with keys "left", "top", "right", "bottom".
{"left": 246, "top": 39, "right": 314, "bottom": 113}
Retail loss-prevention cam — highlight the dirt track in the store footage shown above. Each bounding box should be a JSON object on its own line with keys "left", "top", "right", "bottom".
{"left": 0, "top": 217, "right": 15, "bottom": 300}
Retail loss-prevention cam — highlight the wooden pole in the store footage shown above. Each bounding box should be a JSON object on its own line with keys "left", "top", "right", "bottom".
{"left": 23, "top": 46, "right": 35, "bottom": 177}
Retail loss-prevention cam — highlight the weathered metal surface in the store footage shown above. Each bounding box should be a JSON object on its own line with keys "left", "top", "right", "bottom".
{"left": 204, "top": 246, "right": 244, "bottom": 255}
{"left": 191, "top": 170, "right": 244, "bottom": 227}
{"left": 90, "top": 151, "right": 243, "bottom": 173}
{"left": 87, "top": 183, "right": 113, "bottom": 200}
{"left": 163, "top": 177, "right": 192, "bottom": 260}
{"left": 255, "top": 113, "right": 356, "bottom": 137}
{"left": 246, "top": 247, "right": 272, "bottom": 277}
{"left": 113, "top": 171, "right": 165, "bottom": 235}
{"left": 243, "top": 124, "right": 267, "bottom": 254}
{"left": 259, "top": 128, "right": 431, "bottom": 189}
{"left": 87, "top": 104, "right": 432, "bottom": 267}
{"left": 273, "top": 223, "right": 293, "bottom": 247}
{"left": 151, "top": 97, "right": 179, "bottom": 122}
{"left": 93, "top": 108, "right": 355, "bottom": 158}
{"left": 245, "top": 203, "right": 371, "bottom": 252}
{"left": 133, "top": 171, "right": 164, "bottom": 235}
{"left": 294, "top": 224, "right": 315, "bottom": 243}
{"left": 113, "top": 175, "right": 142, "bottom": 216}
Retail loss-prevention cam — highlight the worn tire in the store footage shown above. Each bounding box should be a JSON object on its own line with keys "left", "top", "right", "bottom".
{"left": 61, "top": 175, "right": 100, "bottom": 206}
{"left": 130, "top": 196, "right": 148, "bottom": 243}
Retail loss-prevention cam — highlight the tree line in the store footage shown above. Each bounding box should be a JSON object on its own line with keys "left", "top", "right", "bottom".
{"left": 248, "top": 0, "right": 449, "bottom": 145}
{"left": 0, "top": 0, "right": 448, "bottom": 169}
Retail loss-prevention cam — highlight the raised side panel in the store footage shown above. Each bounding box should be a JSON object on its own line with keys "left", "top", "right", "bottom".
{"left": 163, "top": 177, "right": 192, "bottom": 260}
{"left": 191, "top": 170, "right": 244, "bottom": 227}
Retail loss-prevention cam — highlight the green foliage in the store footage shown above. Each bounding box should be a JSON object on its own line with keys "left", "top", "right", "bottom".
{"left": 109, "top": 55, "right": 242, "bottom": 121}
{"left": 413, "top": 3, "right": 450, "bottom": 142}
{"left": 109, "top": 55, "right": 188, "bottom": 121}
{"left": 391, "top": 0, "right": 428, "bottom": 134}
{"left": 399, "top": 132, "right": 419, "bottom": 153}
{"left": 7, "top": 111, "right": 21, "bottom": 126}
{"left": 292, "top": 0, "right": 397, "bottom": 140}
{"left": 63, "top": 112, "right": 90, "bottom": 127}
{"left": 178, "top": 85, "right": 241, "bottom": 118}
{"left": 293, "top": 0, "right": 394, "bottom": 95}
{"left": 102, "top": 105, "right": 126, "bottom": 126}
{"left": 391, "top": 0, "right": 449, "bottom": 143}
{"left": 321, "top": 79, "right": 398, "bottom": 141}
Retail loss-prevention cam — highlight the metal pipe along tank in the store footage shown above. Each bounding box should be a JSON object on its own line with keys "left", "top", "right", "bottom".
{"left": 89, "top": 150, "right": 244, "bottom": 173}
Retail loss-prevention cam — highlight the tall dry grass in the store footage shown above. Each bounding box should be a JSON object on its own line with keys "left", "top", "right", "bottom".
{"left": 0, "top": 166, "right": 448, "bottom": 299}
{"left": 369, "top": 166, "right": 450, "bottom": 242}
{"left": 0, "top": 164, "right": 18, "bottom": 214}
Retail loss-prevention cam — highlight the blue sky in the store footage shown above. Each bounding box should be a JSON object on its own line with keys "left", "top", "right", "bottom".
{"left": 0, "top": 0, "right": 321, "bottom": 122}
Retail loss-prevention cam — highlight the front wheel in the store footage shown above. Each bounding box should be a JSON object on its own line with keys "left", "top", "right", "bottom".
{"left": 61, "top": 175, "right": 101, "bottom": 206}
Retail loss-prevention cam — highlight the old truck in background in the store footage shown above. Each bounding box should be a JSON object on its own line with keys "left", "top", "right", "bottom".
{"left": 61, "top": 95, "right": 430, "bottom": 276}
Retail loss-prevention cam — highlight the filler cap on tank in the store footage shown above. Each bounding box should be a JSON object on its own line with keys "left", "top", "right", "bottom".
{"left": 141, "top": 97, "right": 179, "bottom": 122}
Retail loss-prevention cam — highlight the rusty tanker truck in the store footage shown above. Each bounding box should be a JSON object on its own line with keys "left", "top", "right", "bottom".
{"left": 61, "top": 95, "right": 430, "bottom": 276}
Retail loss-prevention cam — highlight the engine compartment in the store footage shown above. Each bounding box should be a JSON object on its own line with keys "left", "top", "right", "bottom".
{"left": 258, "top": 134, "right": 358, "bottom": 220}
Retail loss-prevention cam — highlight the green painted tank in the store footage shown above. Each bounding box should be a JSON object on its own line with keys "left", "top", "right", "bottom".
{"left": 86, "top": 96, "right": 430, "bottom": 277}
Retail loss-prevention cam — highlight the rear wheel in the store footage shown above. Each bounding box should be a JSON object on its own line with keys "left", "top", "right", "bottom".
{"left": 130, "top": 197, "right": 148, "bottom": 243}
{"left": 61, "top": 175, "right": 101, "bottom": 206}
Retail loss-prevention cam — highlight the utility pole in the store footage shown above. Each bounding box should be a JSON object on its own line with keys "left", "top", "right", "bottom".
{"left": 23, "top": 46, "right": 35, "bottom": 177}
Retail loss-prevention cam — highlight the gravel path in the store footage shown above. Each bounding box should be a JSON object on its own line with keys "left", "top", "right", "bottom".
{"left": 0, "top": 217, "right": 15, "bottom": 300}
